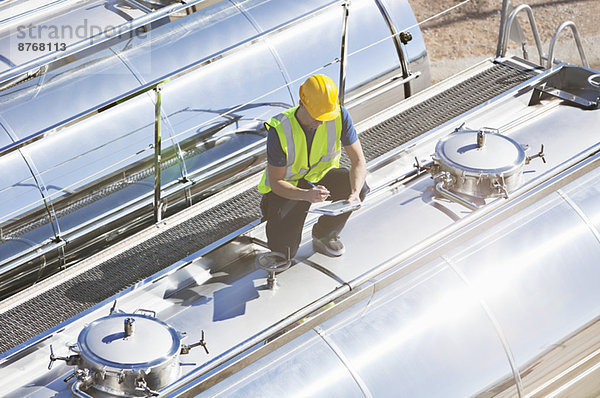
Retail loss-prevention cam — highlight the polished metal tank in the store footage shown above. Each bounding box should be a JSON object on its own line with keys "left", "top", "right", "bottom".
{"left": 0, "top": 0, "right": 431, "bottom": 299}
{"left": 433, "top": 129, "right": 527, "bottom": 197}
{"left": 428, "top": 128, "right": 546, "bottom": 208}
{"left": 1, "top": 3, "right": 599, "bottom": 398}
{"left": 74, "top": 312, "right": 183, "bottom": 396}
{"left": 48, "top": 306, "right": 209, "bottom": 397}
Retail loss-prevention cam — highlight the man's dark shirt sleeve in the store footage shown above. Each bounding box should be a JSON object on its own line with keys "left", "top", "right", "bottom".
{"left": 340, "top": 106, "right": 358, "bottom": 147}
{"left": 266, "top": 124, "right": 287, "bottom": 167}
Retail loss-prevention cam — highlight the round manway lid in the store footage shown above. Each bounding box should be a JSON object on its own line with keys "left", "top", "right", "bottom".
{"left": 435, "top": 130, "right": 526, "bottom": 174}
{"left": 78, "top": 313, "right": 181, "bottom": 368}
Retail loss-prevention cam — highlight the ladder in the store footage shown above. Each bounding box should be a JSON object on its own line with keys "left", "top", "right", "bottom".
{"left": 497, "top": 3, "right": 589, "bottom": 69}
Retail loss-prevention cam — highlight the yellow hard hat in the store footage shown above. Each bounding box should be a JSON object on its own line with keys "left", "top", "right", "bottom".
{"left": 299, "top": 74, "right": 340, "bottom": 121}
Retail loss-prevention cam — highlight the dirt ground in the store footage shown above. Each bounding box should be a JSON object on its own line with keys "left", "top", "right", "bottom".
{"left": 408, "top": 0, "right": 600, "bottom": 82}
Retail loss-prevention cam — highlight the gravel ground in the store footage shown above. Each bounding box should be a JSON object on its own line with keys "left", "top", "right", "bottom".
{"left": 409, "top": 0, "right": 600, "bottom": 82}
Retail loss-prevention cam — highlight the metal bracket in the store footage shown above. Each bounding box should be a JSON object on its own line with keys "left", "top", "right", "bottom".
{"left": 492, "top": 175, "right": 509, "bottom": 199}
{"left": 399, "top": 31, "right": 412, "bottom": 45}
{"left": 48, "top": 344, "right": 80, "bottom": 370}
{"left": 529, "top": 84, "right": 598, "bottom": 110}
{"left": 180, "top": 330, "right": 209, "bottom": 355}
{"left": 70, "top": 371, "right": 94, "bottom": 398}
{"left": 134, "top": 308, "right": 157, "bottom": 317}
{"left": 413, "top": 157, "right": 434, "bottom": 176}
{"left": 526, "top": 144, "right": 546, "bottom": 164}
{"left": 135, "top": 373, "right": 160, "bottom": 397}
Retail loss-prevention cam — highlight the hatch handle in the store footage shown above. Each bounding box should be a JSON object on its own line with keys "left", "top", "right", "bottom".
{"left": 134, "top": 309, "right": 157, "bottom": 318}
{"left": 135, "top": 381, "right": 159, "bottom": 397}
{"left": 48, "top": 344, "right": 80, "bottom": 370}
{"left": 526, "top": 144, "right": 546, "bottom": 164}
{"left": 181, "top": 330, "right": 209, "bottom": 355}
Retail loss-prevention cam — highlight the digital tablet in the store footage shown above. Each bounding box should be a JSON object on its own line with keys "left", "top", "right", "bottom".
{"left": 308, "top": 200, "right": 362, "bottom": 216}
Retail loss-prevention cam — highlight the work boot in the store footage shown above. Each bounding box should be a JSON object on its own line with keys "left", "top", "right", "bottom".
{"left": 312, "top": 229, "right": 345, "bottom": 257}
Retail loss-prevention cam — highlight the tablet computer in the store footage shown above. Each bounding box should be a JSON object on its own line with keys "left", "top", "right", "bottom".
{"left": 308, "top": 200, "right": 362, "bottom": 216}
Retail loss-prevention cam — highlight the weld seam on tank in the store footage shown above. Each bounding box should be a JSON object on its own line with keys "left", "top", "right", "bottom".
{"left": 526, "top": 346, "right": 600, "bottom": 397}
{"left": 557, "top": 189, "right": 600, "bottom": 245}
{"left": 314, "top": 325, "right": 374, "bottom": 398}
{"left": 230, "top": 0, "right": 295, "bottom": 102}
{"left": 0, "top": 117, "right": 53, "bottom": 236}
{"left": 348, "top": 141, "right": 600, "bottom": 293}
{"left": 160, "top": 284, "right": 352, "bottom": 396}
{"left": 441, "top": 255, "right": 525, "bottom": 397}
{"left": 545, "top": 359, "right": 600, "bottom": 398}
{"left": 372, "top": 0, "right": 412, "bottom": 98}
{"left": 0, "top": 115, "right": 62, "bottom": 239}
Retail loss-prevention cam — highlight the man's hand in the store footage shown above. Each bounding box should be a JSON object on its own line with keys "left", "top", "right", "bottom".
{"left": 268, "top": 164, "right": 331, "bottom": 203}
{"left": 306, "top": 185, "right": 330, "bottom": 203}
{"left": 346, "top": 191, "right": 361, "bottom": 203}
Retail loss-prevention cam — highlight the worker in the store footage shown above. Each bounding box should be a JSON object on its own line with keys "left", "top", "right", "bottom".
{"left": 258, "top": 74, "right": 369, "bottom": 258}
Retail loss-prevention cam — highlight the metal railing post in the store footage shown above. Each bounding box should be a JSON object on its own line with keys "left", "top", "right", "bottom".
{"left": 154, "top": 85, "right": 163, "bottom": 223}
{"left": 547, "top": 21, "right": 589, "bottom": 69}
{"left": 500, "top": 4, "right": 545, "bottom": 66}
{"left": 338, "top": 1, "right": 351, "bottom": 105}
{"left": 496, "top": 0, "right": 510, "bottom": 58}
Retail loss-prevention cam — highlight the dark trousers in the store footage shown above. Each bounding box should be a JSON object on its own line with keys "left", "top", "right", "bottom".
{"left": 260, "top": 168, "right": 369, "bottom": 258}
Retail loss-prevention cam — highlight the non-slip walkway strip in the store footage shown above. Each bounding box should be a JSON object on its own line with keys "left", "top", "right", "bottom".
{"left": 0, "top": 62, "right": 531, "bottom": 354}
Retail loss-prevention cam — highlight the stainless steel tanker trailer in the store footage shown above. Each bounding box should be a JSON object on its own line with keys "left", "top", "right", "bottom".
{"left": 1, "top": 0, "right": 600, "bottom": 397}
{"left": 0, "top": 0, "right": 429, "bottom": 299}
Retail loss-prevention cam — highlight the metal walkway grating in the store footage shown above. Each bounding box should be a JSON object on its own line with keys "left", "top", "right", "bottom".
{"left": 342, "top": 63, "right": 532, "bottom": 167}
{"left": 0, "top": 62, "right": 532, "bottom": 355}
{"left": 0, "top": 190, "right": 262, "bottom": 354}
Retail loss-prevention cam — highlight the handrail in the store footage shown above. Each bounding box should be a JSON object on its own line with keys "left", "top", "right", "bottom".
{"left": 0, "top": 0, "right": 347, "bottom": 158}
{"left": 345, "top": 71, "right": 421, "bottom": 106}
{"left": 0, "top": 0, "right": 469, "bottom": 227}
{"left": 547, "top": 21, "right": 589, "bottom": 69}
{"left": 500, "top": 4, "right": 545, "bottom": 66}
{"left": 338, "top": 1, "right": 351, "bottom": 105}
{"left": 162, "top": 137, "right": 600, "bottom": 398}
{"left": 373, "top": 0, "right": 413, "bottom": 98}
{"left": 496, "top": 0, "right": 510, "bottom": 57}
{"left": 0, "top": 0, "right": 348, "bottom": 226}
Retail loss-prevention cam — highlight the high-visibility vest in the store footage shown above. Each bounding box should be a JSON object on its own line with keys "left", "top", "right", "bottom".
{"left": 258, "top": 106, "right": 342, "bottom": 194}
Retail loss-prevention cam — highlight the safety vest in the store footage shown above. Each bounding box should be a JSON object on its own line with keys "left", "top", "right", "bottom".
{"left": 258, "top": 106, "right": 342, "bottom": 194}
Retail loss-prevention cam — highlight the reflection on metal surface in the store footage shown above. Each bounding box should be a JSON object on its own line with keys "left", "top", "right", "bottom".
{"left": 0, "top": 0, "right": 431, "bottom": 298}
{"left": 0, "top": 1, "right": 599, "bottom": 397}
